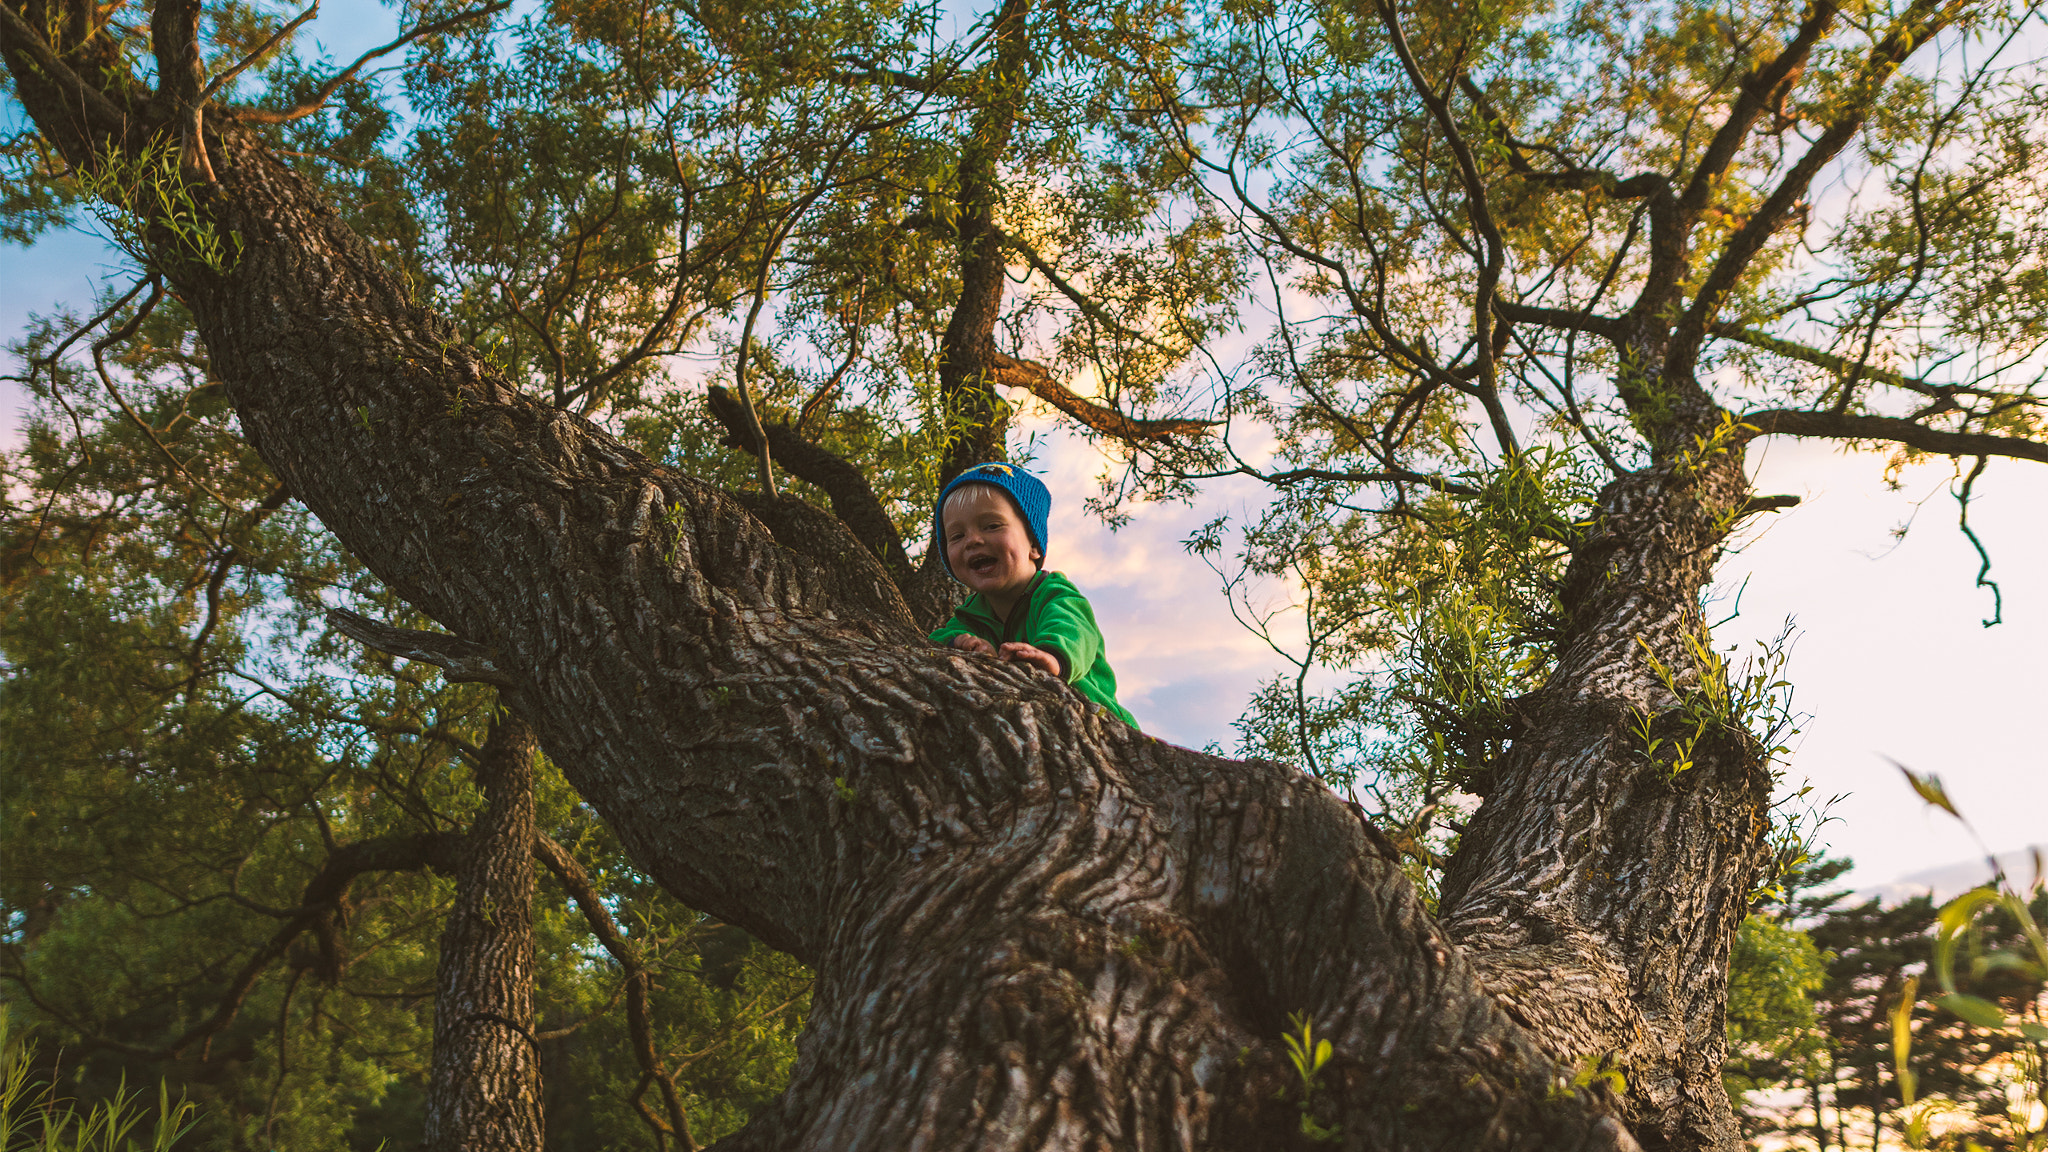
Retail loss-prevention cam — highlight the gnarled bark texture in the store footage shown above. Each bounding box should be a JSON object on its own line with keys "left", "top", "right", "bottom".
{"left": 1440, "top": 457, "right": 1769, "bottom": 1152}
{"left": 425, "top": 708, "right": 545, "bottom": 1151}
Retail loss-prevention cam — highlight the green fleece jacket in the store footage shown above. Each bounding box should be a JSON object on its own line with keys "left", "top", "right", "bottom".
{"left": 930, "top": 571, "right": 1138, "bottom": 728}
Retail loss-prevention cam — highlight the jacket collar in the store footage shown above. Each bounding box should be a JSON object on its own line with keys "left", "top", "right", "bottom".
{"left": 962, "top": 572, "right": 1047, "bottom": 632}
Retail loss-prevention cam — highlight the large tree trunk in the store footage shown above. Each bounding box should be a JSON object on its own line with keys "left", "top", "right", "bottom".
{"left": 5, "top": 33, "right": 1749, "bottom": 1147}
{"left": 425, "top": 708, "right": 545, "bottom": 1151}
{"left": 1439, "top": 453, "right": 1770, "bottom": 1152}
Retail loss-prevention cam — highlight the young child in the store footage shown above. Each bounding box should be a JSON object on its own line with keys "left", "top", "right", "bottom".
{"left": 929, "top": 463, "right": 1138, "bottom": 729}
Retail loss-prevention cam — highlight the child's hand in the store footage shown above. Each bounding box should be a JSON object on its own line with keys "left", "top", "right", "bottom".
{"left": 998, "top": 642, "right": 1061, "bottom": 678}
{"left": 949, "top": 634, "right": 995, "bottom": 656}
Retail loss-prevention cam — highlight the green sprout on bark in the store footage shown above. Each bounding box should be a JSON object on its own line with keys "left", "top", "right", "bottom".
{"left": 1281, "top": 1012, "right": 1340, "bottom": 1142}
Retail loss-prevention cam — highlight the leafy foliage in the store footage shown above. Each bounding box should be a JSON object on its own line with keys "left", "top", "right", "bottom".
{"left": 1725, "top": 855, "right": 2048, "bottom": 1149}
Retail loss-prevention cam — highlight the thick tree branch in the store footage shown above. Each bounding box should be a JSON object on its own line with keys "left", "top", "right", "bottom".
{"left": 1631, "top": 0, "right": 1840, "bottom": 324}
{"left": 426, "top": 709, "right": 543, "bottom": 1151}
{"left": 1672, "top": 0, "right": 1951, "bottom": 372}
{"left": 1740, "top": 408, "right": 2048, "bottom": 464}
{"left": 326, "top": 607, "right": 518, "bottom": 687}
{"left": 1676, "top": 0, "right": 1841, "bottom": 219}
{"left": 0, "top": 2, "right": 129, "bottom": 145}
{"left": 1741, "top": 494, "right": 1802, "bottom": 516}
{"left": 934, "top": 0, "right": 1032, "bottom": 481}
{"left": 148, "top": 0, "right": 204, "bottom": 113}
{"left": 1496, "top": 298, "right": 1624, "bottom": 341}
{"left": 182, "top": 832, "right": 462, "bottom": 1058}
{"left": 148, "top": 0, "right": 219, "bottom": 180}
{"left": 703, "top": 385, "right": 911, "bottom": 577}
{"left": 989, "top": 352, "right": 1218, "bottom": 442}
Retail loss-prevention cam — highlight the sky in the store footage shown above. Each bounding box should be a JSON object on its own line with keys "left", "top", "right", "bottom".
{"left": 3, "top": 1, "right": 2043, "bottom": 895}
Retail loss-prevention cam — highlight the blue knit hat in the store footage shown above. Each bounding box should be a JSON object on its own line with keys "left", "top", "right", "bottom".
{"left": 933, "top": 463, "right": 1051, "bottom": 580}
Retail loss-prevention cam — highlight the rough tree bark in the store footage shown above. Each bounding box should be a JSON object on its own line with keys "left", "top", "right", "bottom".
{"left": 1438, "top": 454, "right": 1769, "bottom": 1152}
{"left": 425, "top": 708, "right": 545, "bottom": 1151}
{"left": 4, "top": 7, "right": 1789, "bottom": 1146}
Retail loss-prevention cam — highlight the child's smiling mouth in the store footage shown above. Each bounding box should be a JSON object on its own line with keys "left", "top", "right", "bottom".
{"left": 967, "top": 554, "right": 999, "bottom": 575}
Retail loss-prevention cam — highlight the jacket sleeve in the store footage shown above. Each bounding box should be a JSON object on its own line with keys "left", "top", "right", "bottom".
{"left": 929, "top": 612, "right": 974, "bottom": 647}
{"left": 1028, "top": 588, "right": 1105, "bottom": 685}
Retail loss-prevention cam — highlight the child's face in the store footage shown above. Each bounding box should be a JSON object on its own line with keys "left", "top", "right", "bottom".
{"left": 942, "top": 486, "right": 1042, "bottom": 602}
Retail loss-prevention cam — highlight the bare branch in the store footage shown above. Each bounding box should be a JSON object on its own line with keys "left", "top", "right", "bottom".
{"left": 226, "top": 1, "right": 512, "bottom": 124}
{"left": 1741, "top": 409, "right": 2048, "bottom": 465}
{"left": 1955, "top": 456, "right": 2001, "bottom": 627}
{"left": 990, "top": 353, "right": 1217, "bottom": 443}
{"left": 1372, "top": 0, "right": 1519, "bottom": 459}
{"left": 2, "top": 832, "right": 463, "bottom": 1064}
{"left": 1454, "top": 74, "right": 1669, "bottom": 203}
{"left": 86, "top": 277, "right": 237, "bottom": 512}
{"left": 1711, "top": 323, "right": 2013, "bottom": 403}
{"left": 326, "top": 608, "right": 518, "bottom": 687}
{"left": 200, "top": 2, "right": 318, "bottom": 104}
{"left": 532, "top": 834, "right": 698, "bottom": 1150}
{"left": 990, "top": 224, "right": 1181, "bottom": 358}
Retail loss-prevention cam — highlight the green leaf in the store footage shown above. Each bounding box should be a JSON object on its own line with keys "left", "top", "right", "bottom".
{"left": 1933, "top": 993, "right": 2010, "bottom": 1029}
{"left": 2019, "top": 1022, "right": 2048, "bottom": 1042}
{"left": 1895, "top": 763, "right": 1960, "bottom": 818}
{"left": 1936, "top": 887, "right": 2001, "bottom": 936}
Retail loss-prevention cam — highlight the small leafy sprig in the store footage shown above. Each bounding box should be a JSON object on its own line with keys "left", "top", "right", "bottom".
{"left": 1281, "top": 1011, "right": 1340, "bottom": 1142}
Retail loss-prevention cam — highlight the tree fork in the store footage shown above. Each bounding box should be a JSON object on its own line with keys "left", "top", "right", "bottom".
{"left": 703, "top": 384, "right": 959, "bottom": 631}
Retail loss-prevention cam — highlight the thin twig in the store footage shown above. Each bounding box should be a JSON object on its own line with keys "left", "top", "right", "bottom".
{"left": 227, "top": 1, "right": 512, "bottom": 124}
{"left": 200, "top": 2, "right": 319, "bottom": 103}
{"left": 85, "top": 279, "right": 237, "bottom": 512}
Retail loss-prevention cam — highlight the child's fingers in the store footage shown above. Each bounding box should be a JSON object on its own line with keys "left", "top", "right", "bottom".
{"left": 999, "top": 643, "right": 1059, "bottom": 675}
